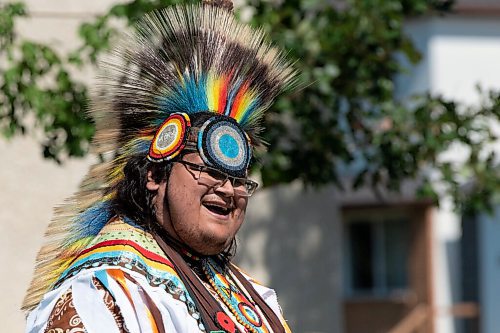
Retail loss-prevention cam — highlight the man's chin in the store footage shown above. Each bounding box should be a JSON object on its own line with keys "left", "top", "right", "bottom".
{"left": 196, "top": 234, "right": 234, "bottom": 256}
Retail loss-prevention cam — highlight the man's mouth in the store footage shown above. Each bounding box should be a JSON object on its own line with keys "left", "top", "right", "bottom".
{"left": 202, "top": 202, "right": 233, "bottom": 216}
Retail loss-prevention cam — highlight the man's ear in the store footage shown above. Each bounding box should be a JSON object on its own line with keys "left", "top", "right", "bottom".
{"left": 146, "top": 170, "right": 161, "bottom": 191}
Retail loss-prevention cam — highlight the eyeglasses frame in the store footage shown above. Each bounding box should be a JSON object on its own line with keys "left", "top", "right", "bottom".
{"left": 175, "top": 160, "right": 259, "bottom": 197}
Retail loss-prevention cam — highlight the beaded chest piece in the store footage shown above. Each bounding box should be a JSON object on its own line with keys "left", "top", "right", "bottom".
{"left": 202, "top": 258, "right": 270, "bottom": 333}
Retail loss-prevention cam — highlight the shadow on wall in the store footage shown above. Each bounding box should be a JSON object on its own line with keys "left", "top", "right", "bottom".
{"left": 236, "top": 182, "right": 343, "bottom": 333}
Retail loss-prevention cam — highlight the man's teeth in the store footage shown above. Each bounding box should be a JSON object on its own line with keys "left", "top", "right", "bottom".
{"left": 204, "top": 203, "right": 231, "bottom": 215}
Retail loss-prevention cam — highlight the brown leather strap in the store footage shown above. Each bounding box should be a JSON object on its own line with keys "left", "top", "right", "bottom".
{"left": 153, "top": 233, "right": 225, "bottom": 332}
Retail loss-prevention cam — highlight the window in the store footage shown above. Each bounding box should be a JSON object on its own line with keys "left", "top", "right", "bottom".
{"left": 343, "top": 212, "right": 410, "bottom": 297}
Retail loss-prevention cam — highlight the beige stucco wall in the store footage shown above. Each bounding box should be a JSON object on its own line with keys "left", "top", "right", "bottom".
{"left": 0, "top": 137, "right": 94, "bottom": 332}
{"left": 1, "top": 1, "right": 114, "bottom": 331}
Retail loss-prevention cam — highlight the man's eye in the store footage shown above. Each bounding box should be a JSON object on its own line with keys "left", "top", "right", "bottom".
{"left": 233, "top": 178, "right": 246, "bottom": 188}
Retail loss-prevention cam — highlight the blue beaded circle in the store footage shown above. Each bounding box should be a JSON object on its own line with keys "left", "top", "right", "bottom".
{"left": 198, "top": 116, "right": 251, "bottom": 177}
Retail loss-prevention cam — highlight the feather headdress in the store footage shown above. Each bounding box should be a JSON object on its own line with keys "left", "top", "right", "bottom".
{"left": 23, "top": 1, "right": 296, "bottom": 311}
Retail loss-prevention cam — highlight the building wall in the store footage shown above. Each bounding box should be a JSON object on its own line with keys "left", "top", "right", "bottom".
{"left": 237, "top": 183, "right": 344, "bottom": 332}
{"left": 238, "top": 181, "right": 423, "bottom": 333}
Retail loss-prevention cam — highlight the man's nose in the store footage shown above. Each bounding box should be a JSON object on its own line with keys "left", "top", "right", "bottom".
{"left": 215, "top": 178, "right": 235, "bottom": 197}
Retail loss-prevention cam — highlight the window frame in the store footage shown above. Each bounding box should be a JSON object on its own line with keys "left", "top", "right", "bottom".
{"left": 342, "top": 207, "right": 413, "bottom": 299}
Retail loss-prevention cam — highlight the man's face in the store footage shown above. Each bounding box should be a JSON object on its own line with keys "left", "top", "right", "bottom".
{"left": 149, "top": 153, "right": 249, "bottom": 255}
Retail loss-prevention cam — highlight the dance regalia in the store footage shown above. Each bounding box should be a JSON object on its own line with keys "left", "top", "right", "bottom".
{"left": 22, "top": 1, "right": 297, "bottom": 332}
{"left": 26, "top": 218, "right": 291, "bottom": 333}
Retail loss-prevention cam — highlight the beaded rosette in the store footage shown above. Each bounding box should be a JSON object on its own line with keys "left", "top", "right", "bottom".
{"left": 149, "top": 113, "right": 251, "bottom": 177}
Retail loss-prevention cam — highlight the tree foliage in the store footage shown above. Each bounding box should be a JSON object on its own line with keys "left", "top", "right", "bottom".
{"left": 0, "top": 2, "right": 92, "bottom": 160}
{"left": 0, "top": 0, "right": 499, "bottom": 213}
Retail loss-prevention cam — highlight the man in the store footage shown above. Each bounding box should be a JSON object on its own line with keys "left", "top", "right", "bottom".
{"left": 23, "top": 1, "right": 296, "bottom": 332}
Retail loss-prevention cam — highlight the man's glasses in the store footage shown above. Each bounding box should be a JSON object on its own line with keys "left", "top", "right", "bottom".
{"left": 176, "top": 160, "right": 259, "bottom": 197}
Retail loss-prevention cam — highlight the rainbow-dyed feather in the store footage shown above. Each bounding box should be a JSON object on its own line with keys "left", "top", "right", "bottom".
{"left": 22, "top": 3, "right": 296, "bottom": 312}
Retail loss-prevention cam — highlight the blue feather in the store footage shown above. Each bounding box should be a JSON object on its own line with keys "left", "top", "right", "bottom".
{"left": 239, "top": 98, "right": 260, "bottom": 125}
{"left": 158, "top": 74, "right": 209, "bottom": 115}
{"left": 131, "top": 139, "right": 150, "bottom": 155}
{"left": 70, "top": 201, "right": 113, "bottom": 241}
